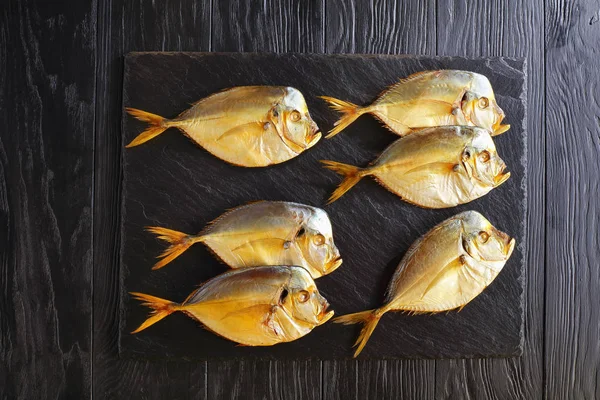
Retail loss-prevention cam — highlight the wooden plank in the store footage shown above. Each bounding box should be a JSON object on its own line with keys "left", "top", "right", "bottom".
{"left": 212, "top": 0, "right": 324, "bottom": 53}
{"left": 325, "top": 0, "right": 435, "bottom": 54}
{"left": 92, "top": 0, "right": 211, "bottom": 398}
{"left": 545, "top": 1, "right": 600, "bottom": 398}
{"left": 207, "top": 2, "right": 325, "bottom": 398}
{"left": 0, "top": 0, "right": 95, "bottom": 398}
{"left": 322, "top": 1, "right": 437, "bottom": 399}
{"left": 207, "top": 361, "right": 321, "bottom": 400}
{"left": 435, "top": 0, "right": 545, "bottom": 399}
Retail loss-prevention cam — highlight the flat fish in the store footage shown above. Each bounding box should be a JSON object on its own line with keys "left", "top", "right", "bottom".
{"left": 147, "top": 201, "right": 343, "bottom": 278}
{"left": 321, "top": 126, "right": 510, "bottom": 208}
{"left": 321, "top": 70, "right": 510, "bottom": 138}
{"left": 334, "top": 211, "right": 515, "bottom": 357}
{"left": 131, "top": 265, "right": 334, "bottom": 346}
{"left": 125, "top": 86, "right": 321, "bottom": 167}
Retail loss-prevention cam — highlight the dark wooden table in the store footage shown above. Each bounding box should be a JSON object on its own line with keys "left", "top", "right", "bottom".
{"left": 1, "top": 1, "right": 598, "bottom": 399}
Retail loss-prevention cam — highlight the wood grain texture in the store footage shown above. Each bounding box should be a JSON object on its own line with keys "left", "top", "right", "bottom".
{"left": 212, "top": 0, "right": 324, "bottom": 53}
{"left": 208, "top": 3, "right": 325, "bottom": 398}
{"left": 325, "top": 0, "right": 436, "bottom": 54}
{"left": 436, "top": 0, "right": 545, "bottom": 399}
{"left": 0, "top": 0, "right": 95, "bottom": 398}
{"left": 322, "top": 2, "right": 437, "bottom": 399}
{"left": 93, "top": 0, "right": 210, "bottom": 398}
{"left": 545, "top": 1, "right": 600, "bottom": 398}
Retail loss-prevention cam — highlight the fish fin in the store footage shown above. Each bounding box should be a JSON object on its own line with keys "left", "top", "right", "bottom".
{"left": 125, "top": 108, "right": 170, "bottom": 147}
{"left": 230, "top": 238, "right": 288, "bottom": 265}
{"left": 398, "top": 70, "right": 436, "bottom": 84}
{"left": 333, "top": 309, "right": 383, "bottom": 358}
{"left": 130, "top": 292, "right": 179, "bottom": 333}
{"left": 215, "top": 121, "right": 262, "bottom": 142}
{"left": 146, "top": 226, "right": 204, "bottom": 270}
{"left": 492, "top": 124, "right": 511, "bottom": 136}
{"left": 320, "top": 160, "right": 368, "bottom": 204}
{"left": 373, "top": 71, "right": 437, "bottom": 103}
{"left": 371, "top": 112, "right": 413, "bottom": 137}
{"left": 319, "top": 96, "right": 368, "bottom": 138}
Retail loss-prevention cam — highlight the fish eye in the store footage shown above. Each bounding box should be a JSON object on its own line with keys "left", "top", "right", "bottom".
{"left": 313, "top": 234, "right": 325, "bottom": 246}
{"left": 297, "top": 290, "right": 310, "bottom": 303}
{"left": 462, "top": 149, "right": 471, "bottom": 161}
{"left": 290, "top": 110, "right": 301, "bottom": 122}
{"left": 478, "top": 231, "right": 490, "bottom": 243}
{"left": 279, "top": 288, "right": 289, "bottom": 303}
{"left": 478, "top": 97, "right": 489, "bottom": 109}
{"left": 479, "top": 150, "right": 491, "bottom": 163}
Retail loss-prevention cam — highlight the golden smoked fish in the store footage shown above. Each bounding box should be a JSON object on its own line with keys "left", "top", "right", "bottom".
{"left": 131, "top": 265, "right": 334, "bottom": 346}
{"left": 335, "top": 211, "right": 515, "bottom": 357}
{"left": 321, "top": 70, "right": 510, "bottom": 138}
{"left": 126, "top": 86, "right": 321, "bottom": 167}
{"left": 147, "top": 201, "right": 342, "bottom": 278}
{"left": 321, "top": 126, "right": 510, "bottom": 208}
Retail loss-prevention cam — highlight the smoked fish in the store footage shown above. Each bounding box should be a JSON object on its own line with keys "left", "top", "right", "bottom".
{"left": 131, "top": 265, "right": 334, "bottom": 346}
{"left": 321, "top": 70, "right": 509, "bottom": 138}
{"left": 126, "top": 86, "right": 320, "bottom": 167}
{"left": 335, "top": 211, "right": 515, "bottom": 357}
{"left": 147, "top": 201, "right": 342, "bottom": 278}
{"left": 321, "top": 126, "right": 510, "bottom": 208}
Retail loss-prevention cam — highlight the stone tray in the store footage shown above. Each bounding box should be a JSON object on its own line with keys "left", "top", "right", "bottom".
{"left": 119, "top": 52, "right": 526, "bottom": 360}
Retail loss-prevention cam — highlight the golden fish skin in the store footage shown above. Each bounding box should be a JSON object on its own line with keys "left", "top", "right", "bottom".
{"left": 147, "top": 201, "right": 343, "bottom": 278}
{"left": 321, "top": 70, "right": 510, "bottom": 138}
{"left": 334, "top": 211, "right": 515, "bottom": 357}
{"left": 125, "top": 86, "right": 321, "bottom": 167}
{"left": 321, "top": 126, "right": 510, "bottom": 208}
{"left": 131, "top": 265, "right": 334, "bottom": 346}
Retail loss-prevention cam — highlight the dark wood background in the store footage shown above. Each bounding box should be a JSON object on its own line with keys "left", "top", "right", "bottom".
{"left": 1, "top": 0, "right": 597, "bottom": 399}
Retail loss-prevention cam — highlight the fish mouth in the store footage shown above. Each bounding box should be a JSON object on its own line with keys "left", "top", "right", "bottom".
{"left": 306, "top": 130, "right": 322, "bottom": 148}
{"left": 317, "top": 304, "right": 335, "bottom": 325}
{"left": 493, "top": 123, "right": 511, "bottom": 136}
{"left": 325, "top": 257, "right": 343, "bottom": 274}
{"left": 494, "top": 167, "right": 511, "bottom": 186}
{"left": 504, "top": 237, "right": 516, "bottom": 259}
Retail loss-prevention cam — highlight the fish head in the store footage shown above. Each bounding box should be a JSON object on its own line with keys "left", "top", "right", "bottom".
{"left": 461, "top": 89, "right": 509, "bottom": 136}
{"left": 295, "top": 208, "right": 343, "bottom": 278}
{"left": 278, "top": 266, "right": 334, "bottom": 328}
{"left": 459, "top": 211, "right": 516, "bottom": 263}
{"left": 461, "top": 128, "right": 511, "bottom": 189}
{"left": 274, "top": 87, "right": 321, "bottom": 152}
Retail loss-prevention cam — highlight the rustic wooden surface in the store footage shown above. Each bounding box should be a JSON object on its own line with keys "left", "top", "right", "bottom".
{"left": 1, "top": 0, "right": 598, "bottom": 399}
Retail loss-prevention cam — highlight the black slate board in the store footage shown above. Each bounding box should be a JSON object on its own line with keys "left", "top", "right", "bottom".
{"left": 119, "top": 52, "right": 526, "bottom": 360}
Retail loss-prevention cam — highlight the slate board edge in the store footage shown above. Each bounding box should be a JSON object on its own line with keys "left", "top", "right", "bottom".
{"left": 117, "top": 53, "right": 527, "bottom": 361}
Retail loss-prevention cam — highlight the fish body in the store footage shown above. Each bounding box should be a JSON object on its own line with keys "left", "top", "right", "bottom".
{"left": 322, "top": 70, "right": 509, "bottom": 138}
{"left": 126, "top": 86, "right": 321, "bottom": 167}
{"left": 148, "top": 201, "right": 342, "bottom": 278}
{"left": 131, "top": 265, "right": 334, "bottom": 346}
{"left": 334, "top": 211, "right": 515, "bottom": 357}
{"left": 322, "top": 126, "right": 510, "bottom": 208}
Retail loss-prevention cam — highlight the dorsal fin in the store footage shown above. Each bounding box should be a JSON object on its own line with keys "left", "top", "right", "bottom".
{"left": 398, "top": 70, "right": 437, "bottom": 84}
{"left": 375, "top": 70, "right": 438, "bottom": 102}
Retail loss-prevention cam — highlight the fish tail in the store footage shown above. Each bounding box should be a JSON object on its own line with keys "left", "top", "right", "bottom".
{"left": 146, "top": 226, "right": 204, "bottom": 270}
{"left": 125, "top": 107, "right": 169, "bottom": 148}
{"left": 130, "top": 292, "right": 181, "bottom": 333}
{"left": 333, "top": 309, "right": 382, "bottom": 358}
{"left": 319, "top": 96, "right": 367, "bottom": 138}
{"left": 320, "top": 160, "right": 368, "bottom": 203}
